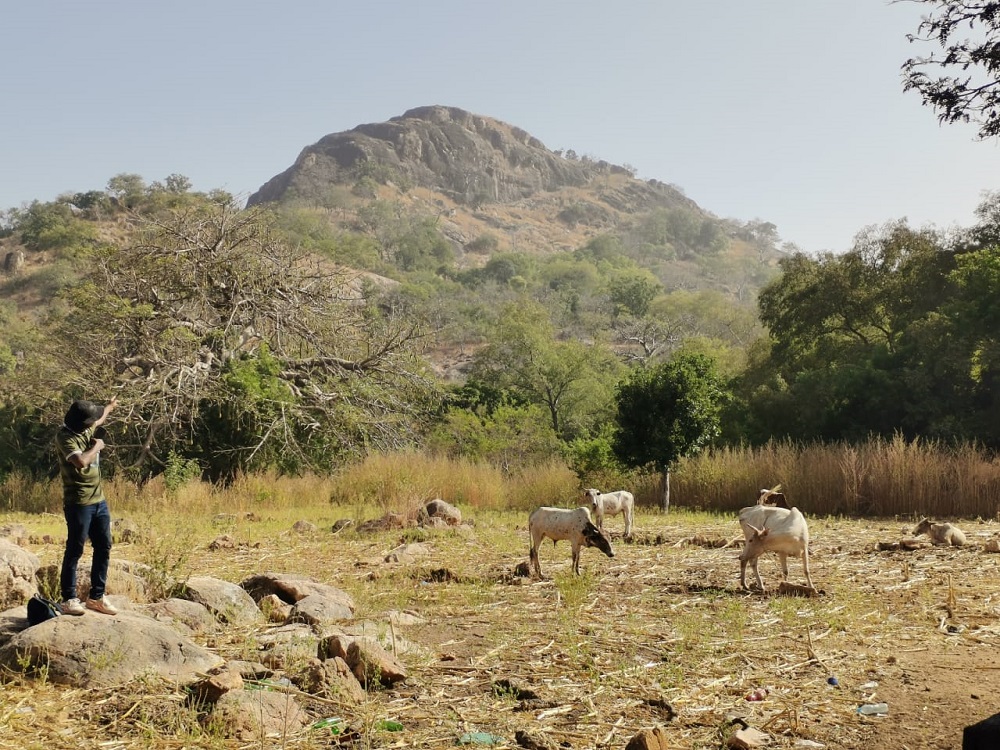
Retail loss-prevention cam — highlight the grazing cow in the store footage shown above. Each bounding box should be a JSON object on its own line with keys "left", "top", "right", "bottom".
{"left": 738, "top": 505, "right": 814, "bottom": 593}
{"left": 528, "top": 506, "right": 614, "bottom": 578}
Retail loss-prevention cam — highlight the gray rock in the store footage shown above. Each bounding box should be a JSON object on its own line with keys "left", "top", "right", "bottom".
{"left": 240, "top": 573, "right": 354, "bottom": 615}
{"left": 0, "top": 539, "right": 39, "bottom": 609}
{"left": 209, "top": 689, "right": 309, "bottom": 741}
{"left": 259, "top": 594, "right": 292, "bottom": 623}
{"left": 180, "top": 576, "right": 263, "bottom": 625}
{"left": 293, "top": 656, "right": 367, "bottom": 704}
{"left": 383, "top": 542, "right": 431, "bottom": 563}
{"left": 346, "top": 636, "right": 407, "bottom": 687}
{"left": 0, "top": 605, "right": 29, "bottom": 648}
{"left": 255, "top": 623, "right": 319, "bottom": 669}
{"left": 190, "top": 664, "right": 244, "bottom": 705}
{"left": 287, "top": 592, "right": 354, "bottom": 626}
{"left": 0, "top": 610, "right": 223, "bottom": 687}
{"left": 420, "top": 499, "right": 462, "bottom": 525}
{"left": 140, "top": 597, "right": 222, "bottom": 636}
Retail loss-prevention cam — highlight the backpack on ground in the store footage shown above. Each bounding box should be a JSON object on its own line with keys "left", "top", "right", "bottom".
{"left": 27, "top": 594, "right": 62, "bottom": 625}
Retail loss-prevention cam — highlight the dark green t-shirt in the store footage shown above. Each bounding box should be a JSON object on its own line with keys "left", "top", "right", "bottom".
{"left": 54, "top": 425, "right": 106, "bottom": 506}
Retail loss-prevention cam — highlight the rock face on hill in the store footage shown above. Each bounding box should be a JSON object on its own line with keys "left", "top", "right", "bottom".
{"left": 246, "top": 105, "right": 695, "bottom": 215}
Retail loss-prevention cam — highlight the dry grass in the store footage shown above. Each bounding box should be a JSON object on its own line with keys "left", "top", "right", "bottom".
{"left": 3, "top": 441, "right": 1000, "bottom": 748}
{"left": 5, "top": 492, "right": 1000, "bottom": 749}
{"left": 668, "top": 437, "right": 1000, "bottom": 519}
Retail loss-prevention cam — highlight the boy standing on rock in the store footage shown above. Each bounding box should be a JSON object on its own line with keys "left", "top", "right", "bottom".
{"left": 54, "top": 396, "right": 120, "bottom": 616}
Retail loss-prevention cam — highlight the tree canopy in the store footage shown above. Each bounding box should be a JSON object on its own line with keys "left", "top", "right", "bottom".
{"left": 612, "top": 353, "right": 728, "bottom": 509}
{"left": 901, "top": 0, "right": 1000, "bottom": 139}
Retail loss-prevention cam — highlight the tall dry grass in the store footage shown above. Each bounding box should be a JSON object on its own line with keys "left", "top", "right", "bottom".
{"left": 328, "top": 453, "right": 579, "bottom": 513}
{"left": 670, "top": 436, "right": 1000, "bottom": 519}
{"left": 5, "top": 437, "right": 999, "bottom": 521}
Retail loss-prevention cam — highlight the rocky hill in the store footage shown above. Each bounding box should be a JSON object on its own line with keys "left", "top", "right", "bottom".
{"left": 245, "top": 105, "right": 732, "bottom": 259}
{"left": 249, "top": 105, "right": 693, "bottom": 211}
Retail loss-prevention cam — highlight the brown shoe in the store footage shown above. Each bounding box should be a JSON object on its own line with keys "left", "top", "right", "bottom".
{"left": 85, "top": 596, "right": 118, "bottom": 616}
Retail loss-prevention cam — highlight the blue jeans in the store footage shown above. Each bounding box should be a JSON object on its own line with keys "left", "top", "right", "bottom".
{"left": 60, "top": 501, "right": 112, "bottom": 601}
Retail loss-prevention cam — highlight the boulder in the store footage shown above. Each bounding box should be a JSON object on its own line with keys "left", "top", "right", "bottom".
{"left": 384, "top": 542, "right": 431, "bottom": 563}
{"left": 255, "top": 623, "right": 319, "bottom": 669}
{"left": 208, "top": 689, "right": 309, "bottom": 741}
{"left": 0, "top": 539, "right": 40, "bottom": 609}
{"left": 420, "top": 499, "right": 462, "bottom": 526}
{"left": 346, "top": 636, "right": 407, "bottom": 687}
{"left": 240, "top": 573, "right": 355, "bottom": 615}
{"left": 190, "top": 664, "right": 244, "bottom": 705}
{"left": 625, "top": 727, "right": 671, "bottom": 750}
{"left": 180, "top": 576, "right": 263, "bottom": 625}
{"left": 287, "top": 592, "right": 355, "bottom": 626}
{"left": 0, "top": 610, "right": 223, "bottom": 687}
{"left": 111, "top": 518, "right": 143, "bottom": 543}
{"left": 0, "top": 524, "right": 30, "bottom": 547}
{"left": 0, "top": 605, "right": 29, "bottom": 648}
{"left": 293, "top": 656, "right": 367, "bottom": 704}
{"left": 258, "top": 594, "right": 293, "bottom": 623}
{"left": 141, "top": 597, "right": 222, "bottom": 636}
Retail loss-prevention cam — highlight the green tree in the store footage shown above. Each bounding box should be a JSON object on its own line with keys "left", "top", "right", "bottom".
{"left": 612, "top": 353, "right": 728, "bottom": 511}
{"left": 16, "top": 200, "right": 98, "bottom": 254}
{"left": 607, "top": 271, "right": 662, "bottom": 318}
{"left": 164, "top": 174, "right": 192, "bottom": 194}
{"left": 106, "top": 173, "right": 147, "bottom": 207}
{"left": 901, "top": 0, "right": 1000, "bottom": 139}
{"left": 471, "top": 301, "right": 623, "bottom": 440}
{"left": 743, "top": 222, "right": 975, "bottom": 443}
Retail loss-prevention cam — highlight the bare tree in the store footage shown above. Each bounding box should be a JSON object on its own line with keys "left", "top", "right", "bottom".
{"left": 51, "top": 199, "right": 439, "bottom": 477}
{"left": 611, "top": 314, "right": 690, "bottom": 364}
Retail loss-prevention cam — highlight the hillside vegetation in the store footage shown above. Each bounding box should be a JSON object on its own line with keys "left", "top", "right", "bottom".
{"left": 1, "top": 107, "right": 1000, "bottom": 512}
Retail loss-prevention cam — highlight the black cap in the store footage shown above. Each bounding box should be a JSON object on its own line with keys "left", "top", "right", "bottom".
{"left": 64, "top": 400, "right": 105, "bottom": 432}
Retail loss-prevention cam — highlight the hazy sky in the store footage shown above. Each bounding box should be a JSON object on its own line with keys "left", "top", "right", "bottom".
{"left": 4, "top": 1, "right": 999, "bottom": 254}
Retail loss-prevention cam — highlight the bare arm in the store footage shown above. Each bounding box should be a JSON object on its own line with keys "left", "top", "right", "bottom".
{"left": 68, "top": 439, "right": 104, "bottom": 469}
{"left": 91, "top": 395, "right": 119, "bottom": 429}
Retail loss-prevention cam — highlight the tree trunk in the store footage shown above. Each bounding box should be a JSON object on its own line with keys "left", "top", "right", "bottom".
{"left": 662, "top": 468, "right": 671, "bottom": 513}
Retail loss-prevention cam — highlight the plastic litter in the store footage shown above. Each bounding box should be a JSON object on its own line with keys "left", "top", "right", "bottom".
{"left": 458, "top": 732, "right": 505, "bottom": 745}
{"left": 247, "top": 677, "right": 293, "bottom": 691}
{"left": 857, "top": 702, "right": 889, "bottom": 716}
{"left": 378, "top": 720, "right": 404, "bottom": 732}
{"left": 826, "top": 677, "right": 839, "bottom": 686}
{"left": 312, "top": 717, "right": 343, "bottom": 734}
{"left": 744, "top": 687, "right": 769, "bottom": 702}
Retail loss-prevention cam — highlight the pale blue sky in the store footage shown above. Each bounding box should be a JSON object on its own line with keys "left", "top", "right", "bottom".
{"left": 4, "top": 1, "right": 999, "bottom": 254}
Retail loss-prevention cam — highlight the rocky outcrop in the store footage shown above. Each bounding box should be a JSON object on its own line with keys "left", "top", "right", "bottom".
{"left": 246, "top": 106, "right": 690, "bottom": 214}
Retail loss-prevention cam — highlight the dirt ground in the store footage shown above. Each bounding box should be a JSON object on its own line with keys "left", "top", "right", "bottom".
{"left": 4, "top": 507, "right": 1000, "bottom": 749}
{"left": 872, "top": 646, "right": 1000, "bottom": 749}
{"left": 328, "top": 511, "right": 1000, "bottom": 750}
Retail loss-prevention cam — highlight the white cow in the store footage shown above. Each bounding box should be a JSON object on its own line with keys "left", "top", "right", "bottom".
{"left": 528, "top": 506, "right": 614, "bottom": 578}
{"left": 583, "top": 488, "right": 634, "bottom": 537}
{"left": 738, "top": 505, "right": 814, "bottom": 593}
